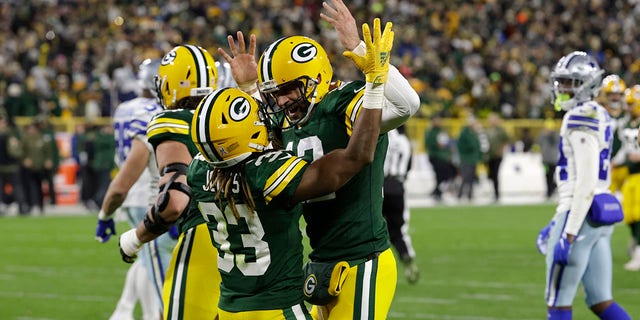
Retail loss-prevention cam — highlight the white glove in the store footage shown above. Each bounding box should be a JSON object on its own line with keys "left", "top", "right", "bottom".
{"left": 118, "top": 229, "right": 142, "bottom": 263}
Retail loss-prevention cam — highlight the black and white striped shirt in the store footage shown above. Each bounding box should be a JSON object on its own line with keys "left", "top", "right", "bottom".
{"left": 384, "top": 128, "right": 412, "bottom": 182}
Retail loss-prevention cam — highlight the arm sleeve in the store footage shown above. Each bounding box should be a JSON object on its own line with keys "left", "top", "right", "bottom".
{"left": 611, "top": 143, "right": 626, "bottom": 166}
{"left": 351, "top": 41, "right": 420, "bottom": 133}
{"left": 564, "top": 129, "right": 599, "bottom": 235}
{"left": 380, "top": 65, "right": 421, "bottom": 133}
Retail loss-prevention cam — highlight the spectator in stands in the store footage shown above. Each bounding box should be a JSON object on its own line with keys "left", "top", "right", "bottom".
{"left": 3, "top": 82, "right": 38, "bottom": 122}
{"left": 424, "top": 113, "right": 455, "bottom": 201}
{"left": 485, "top": 112, "right": 510, "bottom": 202}
{"left": 3, "top": 1, "right": 640, "bottom": 120}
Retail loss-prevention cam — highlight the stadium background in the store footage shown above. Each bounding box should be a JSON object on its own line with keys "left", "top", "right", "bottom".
{"left": 2, "top": 2, "right": 640, "bottom": 319}
{"left": 8, "top": 0, "right": 630, "bottom": 204}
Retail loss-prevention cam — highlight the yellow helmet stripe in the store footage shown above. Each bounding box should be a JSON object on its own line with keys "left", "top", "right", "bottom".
{"left": 147, "top": 118, "right": 190, "bottom": 138}
{"left": 194, "top": 89, "right": 225, "bottom": 161}
{"left": 259, "top": 37, "right": 286, "bottom": 83}
{"left": 184, "top": 44, "right": 210, "bottom": 90}
{"left": 263, "top": 156, "right": 306, "bottom": 204}
{"left": 344, "top": 87, "right": 365, "bottom": 136}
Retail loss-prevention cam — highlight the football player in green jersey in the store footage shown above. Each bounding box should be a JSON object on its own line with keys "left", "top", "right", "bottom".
{"left": 195, "top": 20, "right": 393, "bottom": 319}
{"left": 258, "top": 6, "right": 417, "bottom": 320}
{"left": 118, "top": 44, "right": 222, "bottom": 320}
{"left": 219, "top": 4, "right": 418, "bottom": 318}
{"left": 188, "top": 23, "right": 387, "bottom": 316}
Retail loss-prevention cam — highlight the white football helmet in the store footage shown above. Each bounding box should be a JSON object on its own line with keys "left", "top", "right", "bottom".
{"left": 138, "top": 58, "right": 161, "bottom": 97}
{"left": 550, "top": 51, "right": 604, "bottom": 111}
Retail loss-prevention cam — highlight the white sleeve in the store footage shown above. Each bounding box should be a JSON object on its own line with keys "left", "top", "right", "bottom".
{"left": 351, "top": 40, "right": 420, "bottom": 133}
{"left": 611, "top": 142, "right": 627, "bottom": 166}
{"left": 564, "top": 129, "right": 599, "bottom": 235}
{"left": 380, "top": 64, "right": 420, "bottom": 133}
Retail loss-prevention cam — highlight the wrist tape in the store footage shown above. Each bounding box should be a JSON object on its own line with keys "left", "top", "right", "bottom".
{"left": 363, "top": 82, "right": 384, "bottom": 109}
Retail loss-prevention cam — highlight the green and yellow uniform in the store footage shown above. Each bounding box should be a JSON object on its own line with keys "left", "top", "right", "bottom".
{"left": 621, "top": 121, "right": 640, "bottom": 225}
{"left": 190, "top": 152, "right": 312, "bottom": 319}
{"left": 610, "top": 113, "right": 630, "bottom": 193}
{"left": 147, "top": 109, "right": 221, "bottom": 320}
{"left": 281, "top": 81, "right": 397, "bottom": 319}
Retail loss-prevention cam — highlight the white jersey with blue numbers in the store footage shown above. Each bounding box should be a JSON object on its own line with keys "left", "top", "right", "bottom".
{"left": 113, "top": 96, "right": 163, "bottom": 208}
{"left": 216, "top": 61, "right": 237, "bottom": 89}
{"left": 555, "top": 101, "right": 613, "bottom": 234}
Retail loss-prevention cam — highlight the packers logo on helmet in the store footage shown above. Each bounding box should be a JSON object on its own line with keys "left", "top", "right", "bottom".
{"left": 257, "top": 36, "right": 333, "bottom": 129}
{"left": 229, "top": 96, "right": 251, "bottom": 121}
{"left": 191, "top": 88, "right": 269, "bottom": 168}
{"left": 155, "top": 45, "right": 218, "bottom": 109}
{"left": 292, "top": 43, "right": 317, "bottom": 63}
{"left": 160, "top": 51, "right": 177, "bottom": 65}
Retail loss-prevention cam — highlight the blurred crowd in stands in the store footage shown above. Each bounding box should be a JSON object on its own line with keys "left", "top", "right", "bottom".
{"left": 2, "top": 0, "right": 640, "bottom": 123}
{"left": 1, "top": 0, "right": 639, "bottom": 213}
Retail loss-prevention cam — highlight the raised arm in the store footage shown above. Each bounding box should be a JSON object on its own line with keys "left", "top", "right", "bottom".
{"left": 321, "top": 0, "right": 419, "bottom": 132}
{"left": 218, "top": 31, "right": 260, "bottom": 98}
{"left": 292, "top": 19, "right": 392, "bottom": 202}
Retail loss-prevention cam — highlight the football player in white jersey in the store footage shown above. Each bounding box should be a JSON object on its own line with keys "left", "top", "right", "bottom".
{"left": 215, "top": 60, "right": 237, "bottom": 89}
{"left": 540, "top": 51, "right": 631, "bottom": 320}
{"left": 95, "top": 59, "right": 176, "bottom": 320}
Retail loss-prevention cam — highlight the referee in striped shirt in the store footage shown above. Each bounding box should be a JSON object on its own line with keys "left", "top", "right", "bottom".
{"left": 383, "top": 126, "right": 419, "bottom": 284}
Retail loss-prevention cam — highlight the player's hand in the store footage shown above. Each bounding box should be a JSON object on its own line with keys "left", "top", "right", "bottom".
{"left": 95, "top": 219, "right": 116, "bottom": 243}
{"left": 119, "top": 229, "right": 142, "bottom": 264}
{"left": 168, "top": 225, "right": 179, "bottom": 240}
{"left": 218, "top": 31, "right": 258, "bottom": 90}
{"left": 343, "top": 18, "right": 394, "bottom": 88}
{"left": 535, "top": 220, "right": 554, "bottom": 255}
{"left": 320, "top": 0, "right": 360, "bottom": 51}
{"left": 553, "top": 233, "right": 572, "bottom": 265}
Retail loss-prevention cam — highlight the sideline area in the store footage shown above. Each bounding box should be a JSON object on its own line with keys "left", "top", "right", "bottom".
{"left": 2, "top": 151, "right": 554, "bottom": 217}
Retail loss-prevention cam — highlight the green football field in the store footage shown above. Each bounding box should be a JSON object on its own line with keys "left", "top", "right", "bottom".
{"left": 0, "top": 203, "right": 638, "bottom": 319}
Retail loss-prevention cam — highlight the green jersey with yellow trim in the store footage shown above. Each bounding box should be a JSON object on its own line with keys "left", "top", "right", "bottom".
{"left": 281, "top": 80, "right": 390, "bottom": 262}
{"left": 146, "top": 108, "right": 203, "bottom": 231}
{"left": 189, "top": 151, "right": 309, "bottom": 312}
{"left": 147, "top": 109, "right": 199, "bottom": 155}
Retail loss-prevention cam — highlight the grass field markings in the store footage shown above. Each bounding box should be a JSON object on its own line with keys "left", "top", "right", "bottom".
{"left": 388, "top": 311, "right": 539, "bottom": 320}
{"left": 0, "top": 290, "right": 114, "bottom": 302}
{"left": 617, "top": 287, "right": 640, "bottom": 294}
{"left": 458, "top": 293, "right": 516, "bottom": 301}
{"left": 394, "top": 296, "right": 456, "bottom": 304}
{"left": 425, "top": 279, "right": 540, "bottom": 291}
{"left": 3, "top": 264, "right": 126, "bottom": 277}
{"left": 0, "top": 273, "right": 16, "bottom": 280}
